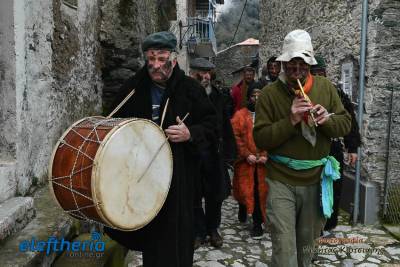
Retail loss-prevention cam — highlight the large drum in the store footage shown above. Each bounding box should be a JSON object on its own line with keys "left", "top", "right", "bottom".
{"left": 49, "top": 117, "right": 173, "bottom": 231}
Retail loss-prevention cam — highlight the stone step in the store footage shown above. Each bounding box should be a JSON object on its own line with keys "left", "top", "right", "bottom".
{"left": 0, "top": 197, "right": 35, "bottom": 241}
{"left": 0, "top": 161, "right": 17, "bottom": 203}
{"left": 0, "top": 187, "right": 78, "bottom": 267}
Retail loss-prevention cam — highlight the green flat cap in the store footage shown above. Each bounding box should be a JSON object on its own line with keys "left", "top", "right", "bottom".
{"left": 312, "top": 55, "right": 326, "bottom": 69}
{"left": 142, "top": 31, "right": 177, "bottom": 52}
{"left": 190, "top": 58, "right": 215, "bottom": 71}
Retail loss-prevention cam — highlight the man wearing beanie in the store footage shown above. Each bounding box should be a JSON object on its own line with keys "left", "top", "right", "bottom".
{"left": 253, "top": 29, "right": 351, "bottom": 266}
{"left": 104, "top": 31, "right": 217, "bottom": 267}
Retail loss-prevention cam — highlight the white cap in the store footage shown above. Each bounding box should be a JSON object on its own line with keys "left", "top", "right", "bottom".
{"left": 276, "top": 29, "right": 317, "bottom": 65}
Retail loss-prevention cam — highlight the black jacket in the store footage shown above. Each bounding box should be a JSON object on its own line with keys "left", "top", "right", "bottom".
{"left": 104, "top": 64, "right": 217, "bottom": 267}
{"left": 330, "top": 88, "right": 361, "bottom": 163}
{"left": 196, "top": 86, "right": 237, "bottom": 202}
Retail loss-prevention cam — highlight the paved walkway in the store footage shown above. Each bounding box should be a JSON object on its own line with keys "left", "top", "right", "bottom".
{"left": 126, "top": 197, "right": 400, "bottom": 266}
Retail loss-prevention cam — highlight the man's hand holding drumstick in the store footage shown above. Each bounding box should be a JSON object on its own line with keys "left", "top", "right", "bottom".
{"left": 165, "top": 114, "right": 191, "bottom": 142}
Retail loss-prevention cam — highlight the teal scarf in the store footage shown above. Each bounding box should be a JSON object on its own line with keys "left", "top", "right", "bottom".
{"left": 269, "top": 154, "right": 341, "bottom": 218}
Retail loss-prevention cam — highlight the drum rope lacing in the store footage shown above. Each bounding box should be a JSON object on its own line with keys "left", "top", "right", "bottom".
{"left": 51, "top": 117, "right": 127, "bottom": 228}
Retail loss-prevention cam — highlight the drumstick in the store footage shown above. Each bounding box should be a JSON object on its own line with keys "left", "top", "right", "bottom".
{"left": 178, "top": 112, "right": 190, "bottom": 124}
{"left": 160, "top": 98, "right": 170, "bottom": 129}
{"left": 106, "top": 89, "right": 136, "bottom": 118}
{"left": 136, "top": 112, "right": 190, "bottom": 183}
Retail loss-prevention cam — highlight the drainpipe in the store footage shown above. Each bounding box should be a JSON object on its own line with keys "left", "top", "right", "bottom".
{"left": 353, "top": 0, "right": 369, "bottom": 226}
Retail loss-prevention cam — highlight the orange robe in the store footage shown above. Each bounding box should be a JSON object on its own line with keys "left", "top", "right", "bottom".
{"left": 231, "top": 108, "right": 268, "bottom": 222}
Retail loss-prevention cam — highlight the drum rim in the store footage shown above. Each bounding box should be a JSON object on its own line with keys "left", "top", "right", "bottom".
{"left": 92, "top": 118, "right": 173, "bottom": 231}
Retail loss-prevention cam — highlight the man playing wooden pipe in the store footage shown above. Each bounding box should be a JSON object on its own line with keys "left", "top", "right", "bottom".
{"left": 253, "top": 29, "right": 351, "bottom": 267}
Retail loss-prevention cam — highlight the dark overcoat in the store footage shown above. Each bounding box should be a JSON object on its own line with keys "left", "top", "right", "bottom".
{"left": 104, "top": 64, "right": 217, "bottom": 267}
{"left": 326, "top": 87, "right": 361, "bottom": 230}
{"left": 195, "top": 86, "right": 236, "bottom": 202}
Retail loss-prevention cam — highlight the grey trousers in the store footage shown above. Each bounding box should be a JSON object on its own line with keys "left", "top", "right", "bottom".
{"left": 266, "top": 178, "right": 326, "bottom": 267}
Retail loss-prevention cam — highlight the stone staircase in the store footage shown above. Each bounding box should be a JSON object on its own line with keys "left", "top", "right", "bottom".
{"left": 0, "top": 197, "right": 35, "bottom": 241}
{"left": 0, "top": 160, "right": 17, "bottom": 203}
{"left": 0, "top": 156, "right": 131, "bottom": 266}
{"left": 0, "top": 186, "right": 77, "bottom": 267}
{"left": 0, "top": 160, "right": 36, "bottom": 242}
{"left": 0, "top": 184, "right": 130, "bottom": 267}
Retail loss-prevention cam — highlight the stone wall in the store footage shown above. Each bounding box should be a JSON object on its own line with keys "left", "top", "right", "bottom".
{"left": 100, "top": 0, "right": 160, "bottom": 114}
{"left": 259, "top": 0, "right": 400, "bottom": 200}
{"left": 215, "top": 45, "right": 259, "bottom": 87}
{"left": 13, "top": 0, "right": 103, "bottom": 195}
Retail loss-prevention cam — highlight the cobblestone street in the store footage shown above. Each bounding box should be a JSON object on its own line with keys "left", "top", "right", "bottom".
{"left": 127, "top": 197, "right": 400, "bottom": 267}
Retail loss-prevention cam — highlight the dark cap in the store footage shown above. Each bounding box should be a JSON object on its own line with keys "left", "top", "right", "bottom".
{"left": 311, "top": 55, "right": 326, "bottom": 70}
{"left": 142, "top": 31, "right": 177, "bottom": 52}
{"left": 190, "top": 58, "right": 215, "bottom": 71}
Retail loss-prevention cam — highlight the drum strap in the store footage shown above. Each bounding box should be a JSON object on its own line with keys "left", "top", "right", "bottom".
{"left": 107, "top": 89, "right": 136, "bottom": 118}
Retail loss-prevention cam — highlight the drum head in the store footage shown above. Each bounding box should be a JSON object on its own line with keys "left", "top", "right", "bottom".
{"left": 93, "top": 119, "right": 173, "bottom": 230}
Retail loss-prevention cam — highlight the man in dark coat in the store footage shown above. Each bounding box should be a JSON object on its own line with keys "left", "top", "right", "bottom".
{"left": 104, "top": 32, "right": 217, "bottom": 267}
{"left": 310, "top": 55, "right": 361, "bottom": 233}
{"left": 189, "top": 58, "right": 237, "bottom": 249}
{"left": 211, "top": 71, "right": 234, "bottom": 118}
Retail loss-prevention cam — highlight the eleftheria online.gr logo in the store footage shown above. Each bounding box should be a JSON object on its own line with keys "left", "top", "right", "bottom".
{"left": 18, "top": 231, "right": 106, "bottom": 256}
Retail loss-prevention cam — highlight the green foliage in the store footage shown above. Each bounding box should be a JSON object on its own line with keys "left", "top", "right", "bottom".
{"left": 215, "top": 0, "right": 261, "bottom": 50}
{"left": 382, "top": 184, "right": 400, "bottom": 225}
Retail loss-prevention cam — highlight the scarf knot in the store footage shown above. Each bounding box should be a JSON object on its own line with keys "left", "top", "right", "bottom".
{"left": 269, "top": 154, "right": 340, "bottom": 218}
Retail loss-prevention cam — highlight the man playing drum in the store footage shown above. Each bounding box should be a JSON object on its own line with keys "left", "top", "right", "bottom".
{"left": 104, "top": 31, "right": 217, "bottom": 267}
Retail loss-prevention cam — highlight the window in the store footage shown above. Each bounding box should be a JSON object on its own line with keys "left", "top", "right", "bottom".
{"left": 341, "top": 62, "right": 353, "bottom": 101}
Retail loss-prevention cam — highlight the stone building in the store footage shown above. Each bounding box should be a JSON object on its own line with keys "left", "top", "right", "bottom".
{"left": 214, "top": 38, "right": 259, "bottom": 87}
{"left": 259, "top": 0, "right": 400, "bottom": 222}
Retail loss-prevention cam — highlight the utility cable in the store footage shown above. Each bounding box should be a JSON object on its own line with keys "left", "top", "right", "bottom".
{"left": 228, "top": 0, "right": 248, "bottom": 47}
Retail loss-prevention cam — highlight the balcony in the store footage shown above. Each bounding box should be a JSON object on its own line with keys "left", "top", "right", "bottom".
{"left": 186, "top": 15, "right": 217, "bottom": 57}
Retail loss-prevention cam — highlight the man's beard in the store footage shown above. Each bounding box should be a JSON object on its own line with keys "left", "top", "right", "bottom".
{"left": 200, "top": 78, "right": 210, "bottom": 89}
{"left": 270, "top": 75, "right": 278, "bottom": 82}
{"left": 245, "top": 79, "right": 254, "bottom": 85}
{"left": 204, "top": 84, "right": 212, "bottom": 95}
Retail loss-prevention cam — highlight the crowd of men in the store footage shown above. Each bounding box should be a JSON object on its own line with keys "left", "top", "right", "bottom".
{"left": 104, "top": 29, "right": 361, "bottom": 267}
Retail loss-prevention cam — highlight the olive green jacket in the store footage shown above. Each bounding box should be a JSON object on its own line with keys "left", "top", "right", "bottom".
{"left": 253, "top": 76, "right": 351, "bottom": 185}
